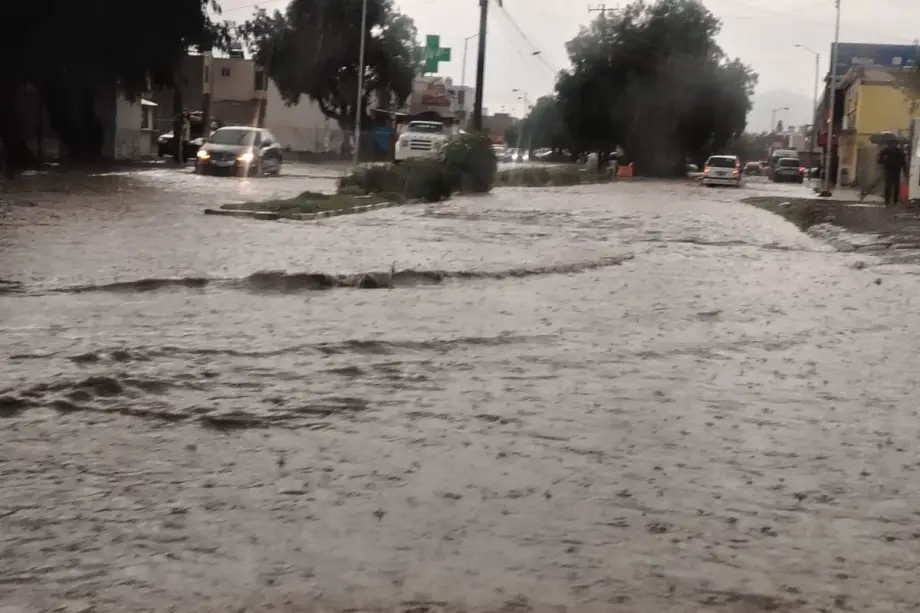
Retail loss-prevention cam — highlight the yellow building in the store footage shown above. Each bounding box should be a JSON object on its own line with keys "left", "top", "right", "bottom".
{"left": 836, "top": 64, "right": 916, "bottom": 187}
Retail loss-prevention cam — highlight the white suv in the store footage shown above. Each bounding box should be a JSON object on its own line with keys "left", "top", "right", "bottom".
{"left": 701, "top": 155, "right": 742, "bottom": 187}
{"left": 394, "top": 121, "right": 450, "bottom": 163}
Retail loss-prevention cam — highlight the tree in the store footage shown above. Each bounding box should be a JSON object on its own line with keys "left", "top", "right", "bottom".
{"left": 511, "top": 96, "right": 569, "bottom": 154}
{"left": 554, "top": 0, "right": 757, "bottom": 176}
{"left": 239, "top": 0, "right": 419, "bottom": 131}
{"left": 893, "top": 61, "right": 920, "bottom": 115}
{"left": 729, "top": 132, "right": 771, "bottom": 162}
{"left": 0, "top": 0, "right": 226, "bottom": 167}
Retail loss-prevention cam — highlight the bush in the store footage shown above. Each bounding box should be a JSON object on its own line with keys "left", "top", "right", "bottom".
{"left": 336, "top": 133, "right": 498, "bottom": 203}
{"left": 337, "top": 160, "right": 453, "bottom": 203}
{"left": 495, "top": 166, "right": 606, "bottom": 187}
{"left": 441, "top": 132, "right": 498, "bottom": 194}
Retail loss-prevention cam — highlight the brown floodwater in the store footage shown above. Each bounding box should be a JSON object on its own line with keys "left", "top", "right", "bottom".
{"left": 2, "top": 167, "right": 919, "bottom": 612}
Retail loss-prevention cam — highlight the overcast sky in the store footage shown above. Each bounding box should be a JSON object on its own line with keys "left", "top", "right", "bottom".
{"left": 221, "top": 0, "right": 920, "bottom": 132}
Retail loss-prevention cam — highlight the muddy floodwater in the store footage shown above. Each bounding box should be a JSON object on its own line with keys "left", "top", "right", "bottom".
{"left": 2, "top": 167, "right": 920, "bottom": 612}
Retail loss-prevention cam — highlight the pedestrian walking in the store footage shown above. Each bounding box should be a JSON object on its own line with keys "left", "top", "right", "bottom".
{"left": 878, "top": 141, "right": 907, "bottom": 206}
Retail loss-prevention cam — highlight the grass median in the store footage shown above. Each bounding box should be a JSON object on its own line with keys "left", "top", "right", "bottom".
{"left": 219, "top": 190, "right": 394, "bottom": 218}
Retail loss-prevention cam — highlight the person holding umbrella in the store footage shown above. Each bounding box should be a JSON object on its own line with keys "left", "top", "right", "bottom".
{"left": 877, "top": 134, "right": 908, "bottom": 206}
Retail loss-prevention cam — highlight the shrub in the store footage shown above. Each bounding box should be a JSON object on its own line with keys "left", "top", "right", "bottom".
{"left": 336, "top": 133, "right": 497, "bottom": 203}
{"left": 495, "top": 166, "right": 604, "bottom": 187}
{"left": 337, "top": 160, "right": 453, "bottom": 203}
{"left": 442, "top": 132, "right": 498, "bottom": 194}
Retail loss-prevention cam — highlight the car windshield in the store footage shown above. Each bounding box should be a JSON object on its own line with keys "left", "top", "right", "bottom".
{"left": 208, "top": 128, "right": 260, "bottom": 146}
{"left": 407, "top": 122, "right": 443, "bottom": 134}
{"left": 707, "top": 157, "right": 736, "bottom": 168}
{"left": 778, "top": 158, "right": 800, "bottom": 168}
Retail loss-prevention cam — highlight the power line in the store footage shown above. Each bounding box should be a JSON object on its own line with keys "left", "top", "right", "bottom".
{"left": 492, "top": 7, "right": 552, "bottom": 81}
{"left": 494, "top": 2, "right": 559, "bottom": 74}
{"left": 220, "top": 0, "right": 285, "bottom": 15}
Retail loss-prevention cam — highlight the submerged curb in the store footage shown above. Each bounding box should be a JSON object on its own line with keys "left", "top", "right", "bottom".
{"left": 203, "top": 209, "right": 280, "bottom": 220}
{"left": 203, "top": 200, "right": 402, "bottom": 222}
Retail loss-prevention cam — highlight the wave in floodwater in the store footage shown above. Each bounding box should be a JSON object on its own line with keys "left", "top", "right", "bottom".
{"left": 1, "top": 332, "right": 551, "bottom": 426}
{"left": 2, "top": 256, "right": 634, "bottom": 296}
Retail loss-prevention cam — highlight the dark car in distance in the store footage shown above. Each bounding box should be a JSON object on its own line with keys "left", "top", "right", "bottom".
{"left": 771, "top": 157, "right": 806, "bottom": 183}
{"left": 195, "top": 127, "right": 283, "bottom": 176}
{"left": 158, "top": 112, "right": 206, "bottom": 161}
{"left": 157, "top": 133, "right": 205, "bottom": 161}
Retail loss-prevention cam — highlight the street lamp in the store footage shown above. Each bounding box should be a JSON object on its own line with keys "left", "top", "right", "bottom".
{"left": 353, "top": 0, "right": 368, "bottom": 167}
{"left": 820, "top": 0, "right": 842, "bottom": 197}
{"left": 771, "top": 106, "right": 789, "bottom": 133}
{"left": 512, "top": 88, "right": 530, "bottom": 109}
{"left": 794, "top": 44, "right": 820, "bottom": 178}
{"left": 461, "top": 33, "right": 479, "bottom": 88}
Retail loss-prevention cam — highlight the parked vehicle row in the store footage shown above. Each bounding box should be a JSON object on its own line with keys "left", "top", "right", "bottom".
{"left": 701, "top": 151, "right": 813, "bottom": 187}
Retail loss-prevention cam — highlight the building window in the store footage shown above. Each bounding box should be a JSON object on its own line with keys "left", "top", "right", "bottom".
{"left": 141, "top": 106, "right": 155, "bottom": 130}
{"left": 221, "top": 67, "right": 231, "bottom": 77}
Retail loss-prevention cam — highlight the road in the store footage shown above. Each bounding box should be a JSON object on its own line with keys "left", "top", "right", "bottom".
{"left": 2, "top": 169, "right": 919, "bottom": 612}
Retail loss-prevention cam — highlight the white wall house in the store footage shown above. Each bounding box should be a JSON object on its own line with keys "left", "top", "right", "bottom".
{"left": 262, "top": 80, "right": 335, "bottom": 152}
{"left": 98, "top": 89, "right": 158, "bottom": 159}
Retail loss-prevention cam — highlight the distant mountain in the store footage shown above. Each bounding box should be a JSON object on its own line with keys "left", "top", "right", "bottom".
{"left": 747, "top": 89, "right": 814, "bottom": 133}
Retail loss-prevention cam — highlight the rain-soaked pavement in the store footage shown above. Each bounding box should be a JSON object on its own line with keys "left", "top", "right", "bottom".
{"left": 2, "top": 166, "right": 920, "bottom": 613}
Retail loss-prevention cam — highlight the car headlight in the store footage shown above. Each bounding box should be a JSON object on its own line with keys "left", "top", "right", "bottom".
{"left": 237, "top": 151, "right": 254, "bottom": 163}
{"left": 196, "top": 149, "right": 210, "bottom": 159}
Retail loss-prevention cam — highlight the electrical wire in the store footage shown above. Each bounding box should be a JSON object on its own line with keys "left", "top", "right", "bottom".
{"left": 492, "top": 10, "right": 551, "bottom": 85}
{"left": 220, "top": 0, "right": 286, "bottom": 15}
{"left": 705, "top": 0, "right": 917, "bottom": 44}
{"left": 493, "top": 1, "right": 559, "bottom": 74}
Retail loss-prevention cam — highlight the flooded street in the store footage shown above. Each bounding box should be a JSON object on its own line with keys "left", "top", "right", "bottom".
{"left": 2, "top": 167, "right": 920, "bottom": 612}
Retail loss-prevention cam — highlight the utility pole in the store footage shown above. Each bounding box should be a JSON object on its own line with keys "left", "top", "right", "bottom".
{"left": 473, "top": 0, "right": 499, "bottom": 131}
{"left": 353, "top": 0, "right": 368, "bottom": 167}
{"left": 587, "top": 4, "right": 608, "bottom": 15}
{"left": 794, "top": 45, "right": 820, "bottom": 178}
{"left": 820, "top": 0, "right": 841, "bottom": 197}
{"left": 461, "top": 33, "right": 479, "bottom": 89}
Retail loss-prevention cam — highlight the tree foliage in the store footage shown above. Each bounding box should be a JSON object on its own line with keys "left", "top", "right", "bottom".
{"left": 729, "top": 132, "right": 771, "bottom": 162}
{"left": 892, "top": 62, "right": 920, "bottom": 115}
{"left": 554, "top": 0, "right": 757, "bottom": 176}
{"left": 506, "top": 96, "right": 569, "bottom": 153}
{"left": 0, "top": 0, "right": 226, "bottom": 165}
{"left": 238, "top": 0, "right": 419, "bottom": 130}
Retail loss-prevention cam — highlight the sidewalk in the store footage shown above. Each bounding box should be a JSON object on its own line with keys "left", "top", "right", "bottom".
{"left": 743, "top": 194, "right": 920, "bottom": 258}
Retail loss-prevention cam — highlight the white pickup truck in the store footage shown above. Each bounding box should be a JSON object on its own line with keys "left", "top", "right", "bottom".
{"left": 394, "top": 121, "right": 451, "bottom": 163}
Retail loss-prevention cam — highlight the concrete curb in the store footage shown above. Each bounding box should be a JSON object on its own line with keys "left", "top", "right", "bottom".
{"left": 203, "top": 200, "right": 403, "bottom": 222}
{"left": 203, "top": 209, "right": 281, "bottom": 220}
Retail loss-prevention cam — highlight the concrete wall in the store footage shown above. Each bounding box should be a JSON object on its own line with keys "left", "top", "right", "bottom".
{"left": 263, "top": 81, "right": 334, "bottom": 151}
{"left": 211, "top": 57, "right": 264, "bottom": 103}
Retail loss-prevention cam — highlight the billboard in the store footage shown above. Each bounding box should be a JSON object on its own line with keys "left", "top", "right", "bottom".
{"left": 408, "top": 76, "right": 455, "bottom": 118}
{"left": 830, "top": 43, "right": 919, "bottom": 80}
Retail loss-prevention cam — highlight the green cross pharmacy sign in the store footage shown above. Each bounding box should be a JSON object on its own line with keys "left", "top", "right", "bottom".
{"left": 420, "top": 35, "right": 451, "bottom": 74}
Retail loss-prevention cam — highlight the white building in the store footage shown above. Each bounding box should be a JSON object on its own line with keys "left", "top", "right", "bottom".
{"left": 262, "top": 80, "right": 337, "bottom": 153}
{"left": 91, "top": 85, "right": 159, "bottom": 160}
